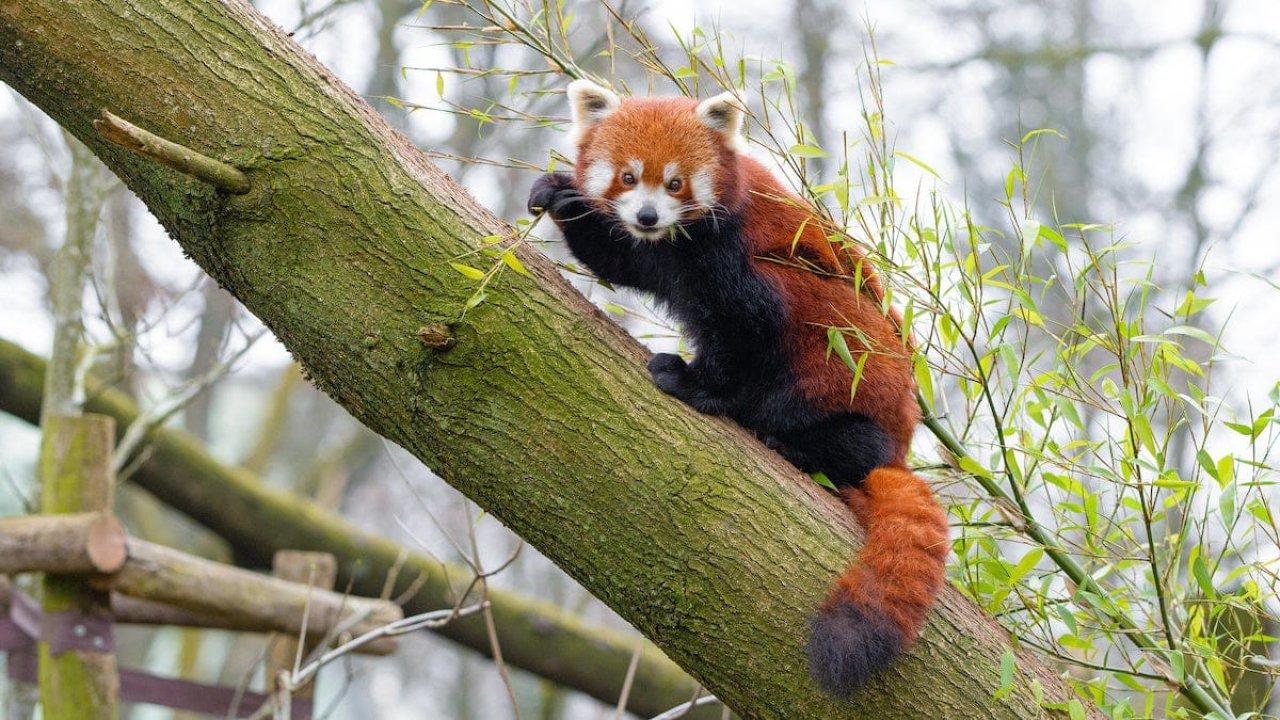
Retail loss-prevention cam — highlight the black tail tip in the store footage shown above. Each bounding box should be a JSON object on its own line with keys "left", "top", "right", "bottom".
{"left": 806, "top": 599, "right": 904, "bottom": 698}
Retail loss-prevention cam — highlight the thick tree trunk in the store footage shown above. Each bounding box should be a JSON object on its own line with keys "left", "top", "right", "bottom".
{"left": 0, "top": 2, "right": 1094, "bottom": 717}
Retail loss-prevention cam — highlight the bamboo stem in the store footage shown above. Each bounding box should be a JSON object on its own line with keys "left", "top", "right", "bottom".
{"left": 920, "top": 404, "right": 1235, "bottom": 719}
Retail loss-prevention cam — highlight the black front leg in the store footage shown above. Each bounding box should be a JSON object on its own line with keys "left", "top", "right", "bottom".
{"left": 761, "top": 433, "right": 822, "bottom": 473}
{"left": 647, "top": 353, "right": 732, "bottom": 415}
{"left": 528, "top": 173, "right": 664, "bottom": 293}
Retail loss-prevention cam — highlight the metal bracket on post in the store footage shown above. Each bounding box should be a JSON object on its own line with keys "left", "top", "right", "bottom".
{"left": 42, "top": 609, "right": 115, "bottom": 656}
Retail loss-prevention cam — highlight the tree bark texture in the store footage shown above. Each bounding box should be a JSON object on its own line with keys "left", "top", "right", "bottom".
{"left": 37, "top": 414, "right": 118, "bottom": 720}
{"left": 0, "top": 2, "right": 1093, "bottom": 717}
{"left": 0, "top": 338, "right": 706, "bottom": 717}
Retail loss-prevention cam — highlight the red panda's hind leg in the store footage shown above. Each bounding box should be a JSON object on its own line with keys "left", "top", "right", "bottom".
{"left": 767, "top": 413, "right": 893, "bottom": 488}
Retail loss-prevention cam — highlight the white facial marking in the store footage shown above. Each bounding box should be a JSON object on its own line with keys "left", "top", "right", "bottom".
{"left": 583, "top": 159, "right": 614, "bottom": 197}
{"left": 627, "top": 159, "right": 644, "bottom": 177}
{"left": 615, "top": 183, "right": 682, "bottom": 242}
{"left": 662, "top": 162, "right": 679, "bottom": 183}
{"left": 690, "top": 169, "right": 716, "bottom": 208}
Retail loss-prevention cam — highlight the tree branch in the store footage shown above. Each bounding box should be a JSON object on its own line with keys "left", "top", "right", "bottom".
{"left": 94, "top": 110, "right": 250, "bottom": 195}
{"left": 0, "top": 337, "right": 706, "bottom": 717}
{"left": 0, "top": 1, "right": 1096, "bottom": 716}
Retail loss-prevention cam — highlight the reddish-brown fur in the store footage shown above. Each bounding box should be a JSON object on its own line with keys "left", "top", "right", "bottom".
{"left": 574, "top": 96, "right": 947, "bottom": 659}
{"left": 575, "top": 97, "right": 743, "bottom": 207}
{"left": 738, "top": 159, "right": 920, "bottom": 461}
{"left": 736, "top": 159, "right": 945, "bottom": 651}
{"left": 840, "top": 467, "right": 949, "bottom": 641}
{"left": 578, "top": 98, "right": 918, "bottom": 459}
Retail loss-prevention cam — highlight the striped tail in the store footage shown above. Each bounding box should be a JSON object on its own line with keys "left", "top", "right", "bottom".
{"left": 806, "top": 465, "right": 949, "bottom": 697}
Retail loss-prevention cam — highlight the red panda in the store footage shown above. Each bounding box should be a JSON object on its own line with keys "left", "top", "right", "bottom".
{"left": 528, "top": 80, "right": 949, "bottom": 697}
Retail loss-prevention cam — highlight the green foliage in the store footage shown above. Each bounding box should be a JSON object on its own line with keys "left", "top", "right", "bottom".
{"left": 413, "top": 3, "right": 1278, "bottom": 717}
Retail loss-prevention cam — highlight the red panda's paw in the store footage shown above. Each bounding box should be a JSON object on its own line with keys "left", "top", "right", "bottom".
{"left": 648, "top": 353, "right": 732, "bottom": 415}
{"left": 648, "top": 353, "right": 690, "bottom": 394}
{"left": 647, "top": 352, "right": 687, "bottom": 375}
{"left": 527, "top": 172, "right": 579, "bottom": 218}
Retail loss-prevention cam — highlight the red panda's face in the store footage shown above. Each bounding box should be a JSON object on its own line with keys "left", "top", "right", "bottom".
{"left": 567, "top": 81, "right": 745, "bottom": 242}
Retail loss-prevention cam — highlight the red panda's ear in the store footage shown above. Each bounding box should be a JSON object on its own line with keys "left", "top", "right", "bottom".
{"left": 695, "top": 91, "right": 746, "bottom": 152}
{"left": 567, "top": 80, "right": 621, "bottom": 137}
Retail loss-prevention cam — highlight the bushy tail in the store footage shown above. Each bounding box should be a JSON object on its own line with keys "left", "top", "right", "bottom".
{"left": 806, "top": 465, "right": 949, "bottom": 697}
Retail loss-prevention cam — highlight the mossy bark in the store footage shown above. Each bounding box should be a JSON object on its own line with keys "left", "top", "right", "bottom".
{"left": 0, "top": 338, "right": 705, "bottom": 717}
{"left": 0, "top": 2, "right": 1095, "bottom": 717}
{"left": 37, "top": 414, "right": 119, "bottom": 720}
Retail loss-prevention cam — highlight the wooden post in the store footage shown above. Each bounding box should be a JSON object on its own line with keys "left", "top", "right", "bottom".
{"left": 267, "top": 551, "right": 337, "bottom": 700}
{"left": 85, "top": 540, "right": 399, "bottom": 653}
{"left": 37, "top": 413, "right": 118, "bottom": 720}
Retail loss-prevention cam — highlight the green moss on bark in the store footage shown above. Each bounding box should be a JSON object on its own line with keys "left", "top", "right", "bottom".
{"left": 38, "top": 414, "right": 119, "bottom": 719}
{"left": 0, "top": 338, "right": 703, "bottom": 717}
{"left": 0, "top": 2, "right": 1096, "bottom": 717}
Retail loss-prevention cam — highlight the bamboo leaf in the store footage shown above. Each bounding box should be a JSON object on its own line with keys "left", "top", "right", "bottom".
{"left": 450, "top": 262, "right": 487, "bottom": 281}
{"left": 894, "top": 150, "right": 941, "bottom": 179}
{"left": 788, "top": 143, "right": 829, "bottom": 159}
{"left": 501, "top": 250, "right": 531, "bottom": 276}
{"left": 994, "top": 649, "right": 1015, "bottom": 699}
{"left": 826, "top": 327, "right": 856, "bottom": 370}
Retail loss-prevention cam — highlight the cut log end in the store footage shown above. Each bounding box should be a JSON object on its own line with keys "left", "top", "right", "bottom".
{"left": 85, "top": 514, "right": 128, "bottom": 574}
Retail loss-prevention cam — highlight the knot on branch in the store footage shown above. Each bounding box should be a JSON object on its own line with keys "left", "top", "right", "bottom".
{"left": 417, "top": 323, "right": 456, "bottom": 351}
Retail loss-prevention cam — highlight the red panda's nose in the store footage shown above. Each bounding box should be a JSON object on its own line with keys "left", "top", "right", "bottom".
{"left": 636, "top": 205, "right": 659, "bottom": 228}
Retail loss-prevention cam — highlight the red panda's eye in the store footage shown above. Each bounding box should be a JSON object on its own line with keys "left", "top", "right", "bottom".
{"left": 666, "top": 178, "right": 683, "bottom": 193}
{"left": 621, "top": 172, "right": 636, "bottom": 186}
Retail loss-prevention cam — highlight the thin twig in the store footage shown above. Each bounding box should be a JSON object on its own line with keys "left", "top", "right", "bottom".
{"left": 94, "top": 110, "right": 250, "bottom": 194}
{"left": 114, "top": 329, "right": 265, "bottom": 473}
{"left": 292, "top": 602, "right": 487, "bottom": 689}
{"left": 648, "top": 691, "right": 720, "bottom": 720}
{"left": 613, "top": 642, "right": 644, "bottom": 719}
{"left": 468, "top": 503, "right": 522, "bottom": 720}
